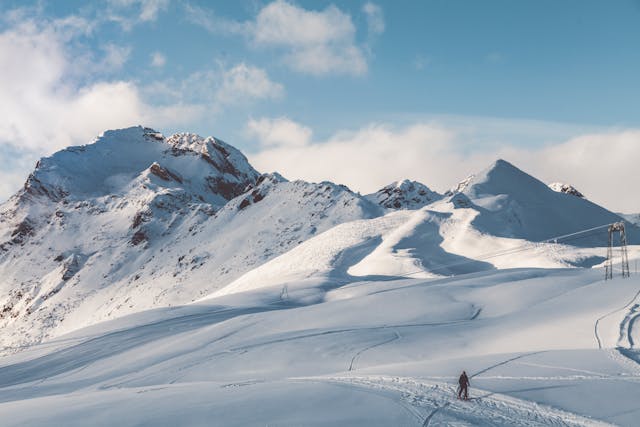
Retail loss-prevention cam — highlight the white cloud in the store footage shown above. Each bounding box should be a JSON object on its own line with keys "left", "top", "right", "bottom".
{"left": 248, "top": 117, "right": 640, "bottom": 213}
{"left": 0, "top": 10, "right": 201, "bottom": 200}
{"left": 187, "top": 1, "right": 379, "bottom": 76}
{"left": 101, "top": 44, "right": 132, "bottom": 70}
{"left": 150, "top": 51, "right": 166, "bottom": 67}
{"left": 217, "top": 63, "right": 284, "bottom": 103}
{"left": 252, "top": 1, "right": 367, "bottom": 76}
{"left": 501, "top": 131, "right": 640, "bottom": 212}
{"left": 363, "top": 3, "right": 385, "bottom": 36}
{"left": 107, "top": 0, "right": 169, "bottom": 30}
{"left": 143, "top": 62, "right": 283, "bottom": 108}
{"left": 183, "top": 3, "right": 248, "bottom": 35}
{"left": 246, "top": 117, "right": 312, "bottom": 148}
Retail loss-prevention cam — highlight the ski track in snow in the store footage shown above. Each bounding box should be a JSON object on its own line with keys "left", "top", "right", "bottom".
{"left": 594, "top": 285, "right": 640, "bottom": 350}
{"left": 0, "top": 267, "right": 639, "bottom": 425}
{"left": 304, "top": 375, "right": 613, "bottom": 427}
{"left": 349, "top": 329, "right": 401, "bottom": 371}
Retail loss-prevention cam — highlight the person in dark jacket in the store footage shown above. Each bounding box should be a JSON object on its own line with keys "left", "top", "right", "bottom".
{"left": 458, "top": 371, "right": 470, "bottom": 400}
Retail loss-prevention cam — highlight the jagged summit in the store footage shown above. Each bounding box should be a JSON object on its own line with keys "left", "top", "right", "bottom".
{"left": 367, "top": 179, "right": 441, "bottom": 210}
{"left": 21, "top": 126, "right": 259, "bottom": 205}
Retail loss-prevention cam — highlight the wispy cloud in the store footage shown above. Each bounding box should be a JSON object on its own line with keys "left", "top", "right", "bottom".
{"left": 143, "top": 62, "right": 283, "bottom": 110}
{"left": 106, "top": 0, "right": 170, "bottom": 30}
{"left": 183, "top": 3, "right": 248, "bottom": 35}
{"left": 363, "top": 2, "right": 385, "bottom": 36}
{"left": 186, "top": 1, "right": 384, "bottom": 76}
{"left": 217, "top": 63, "right": 284, "bottom": 103}
{"left": 101, "top": 43, "right": 132, "bottom": 71}
{"left": 150, "top": 51, "right": 166, "bottom": 67}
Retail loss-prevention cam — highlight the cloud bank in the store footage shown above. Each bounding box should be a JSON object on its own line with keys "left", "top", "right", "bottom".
{"left": 248, "top": 117, "right": 640, "bottom": 213}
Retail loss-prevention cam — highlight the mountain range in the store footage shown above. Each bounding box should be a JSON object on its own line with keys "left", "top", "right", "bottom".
{"left": 0, "top": 126, "right": 635, "bottom": 350}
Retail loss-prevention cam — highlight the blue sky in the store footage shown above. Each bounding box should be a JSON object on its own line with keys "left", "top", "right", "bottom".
{"left": 1, "top": 0, "right": 639, "bottom": 211}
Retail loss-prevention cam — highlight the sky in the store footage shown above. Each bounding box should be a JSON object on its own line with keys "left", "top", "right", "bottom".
{"left": 1, "top": 0, "right": 639, "bottom": 212}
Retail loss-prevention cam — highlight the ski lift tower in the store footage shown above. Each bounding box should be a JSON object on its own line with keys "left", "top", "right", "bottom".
{"left": 605, "top": 222, "right": 630, "bottom": 280}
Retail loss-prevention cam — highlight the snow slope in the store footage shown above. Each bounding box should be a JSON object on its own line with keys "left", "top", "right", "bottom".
{"left": 0, "top": 266, "right": 639, "bottom": 425}
{"left": 1, "top": 128, "right": 639, "bottom": 425}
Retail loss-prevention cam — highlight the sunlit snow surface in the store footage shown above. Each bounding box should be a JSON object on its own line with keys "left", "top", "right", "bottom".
{"left": 1, "top": 128, "right": 640, "bottom": 425}
{"left": 1, "top": 266, "right": 640, "bottom": 426}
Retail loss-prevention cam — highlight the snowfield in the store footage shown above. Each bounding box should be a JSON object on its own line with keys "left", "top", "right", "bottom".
{"left": 1, "top": 126, "right": 639, "bottom": 425}
{"left": 0, "top": 266, "right": 640, "bottom": 426}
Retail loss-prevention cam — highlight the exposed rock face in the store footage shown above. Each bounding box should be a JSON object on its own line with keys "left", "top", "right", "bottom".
{"left": 444, "top": 175, "right": 475, "bottom": 197}
{"left": 548, "top": 182, "right": 584, "bottom": 198}
{"left": 149, "top": 163, "right": 182, "bottom": 183}
{"left": 367, "top": 180, "right": 441, "bottom": 210}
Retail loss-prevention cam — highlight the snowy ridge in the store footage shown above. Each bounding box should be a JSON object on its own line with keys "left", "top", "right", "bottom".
{"left": 1, "top": 139, "right": 635, "bottom": 349}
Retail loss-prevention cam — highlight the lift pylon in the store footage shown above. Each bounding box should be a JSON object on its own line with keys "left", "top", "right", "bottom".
{"left": 605, "top": 222, "right": 630, "bottom": 280}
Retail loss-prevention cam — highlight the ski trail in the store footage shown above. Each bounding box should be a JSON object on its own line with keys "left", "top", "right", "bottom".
{"left": 594, "top": 286, "right": 640, "bottom": 349}
{"left": 310, "top": 375, "right": 612, "bottom": 427}
{"left": 422, "top": 401, "right": 450, "bottom": 427}
{"left": 471, "top": 351, "right": 543, "bottom": 378}
{"left": 349, "top": 329, "right": 400, "bottom": 371}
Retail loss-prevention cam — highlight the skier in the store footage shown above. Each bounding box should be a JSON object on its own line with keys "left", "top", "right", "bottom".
{"left": 458, "top": 370, "right": 470, "bottom": 400}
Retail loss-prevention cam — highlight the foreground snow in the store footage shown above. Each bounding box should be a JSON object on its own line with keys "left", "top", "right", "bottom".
{"left": 0, "top": 266, "right": 639, "bottom": 426}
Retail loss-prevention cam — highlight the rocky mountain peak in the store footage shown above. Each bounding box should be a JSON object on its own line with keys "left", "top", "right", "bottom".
{"left": 367, "top": 179, "right": 441, "bottom": 210}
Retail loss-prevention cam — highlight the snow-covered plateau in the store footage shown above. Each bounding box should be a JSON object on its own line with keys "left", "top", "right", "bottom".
{"left": 0, "top": 126, "right": 639, "bottom": 426}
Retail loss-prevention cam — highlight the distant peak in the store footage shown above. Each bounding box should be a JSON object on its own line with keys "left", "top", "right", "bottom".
{"left": 476, "top": 158, "right": 532, "bottom": 182}
{"left": 489, "top": 158, "right": 518, "bottom": 171}
{"left": 449, "top": 158, "right": 548, "bottom": 200}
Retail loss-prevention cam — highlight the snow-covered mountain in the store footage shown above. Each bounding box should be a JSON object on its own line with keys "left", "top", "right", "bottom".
{"left": 366, "top": 179, "right": 441, "bottom": 209}
{"left": 0, "top": 129, "right": 635, "bottom": 351}
{"left": 1, "top": 128, "right": 640, "bottom": 426}
{"left": 448, "top": 159, "right": 628, "bottom": 245}
{"left": 0, "top": 127, "right": 381, "bottom": 349}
